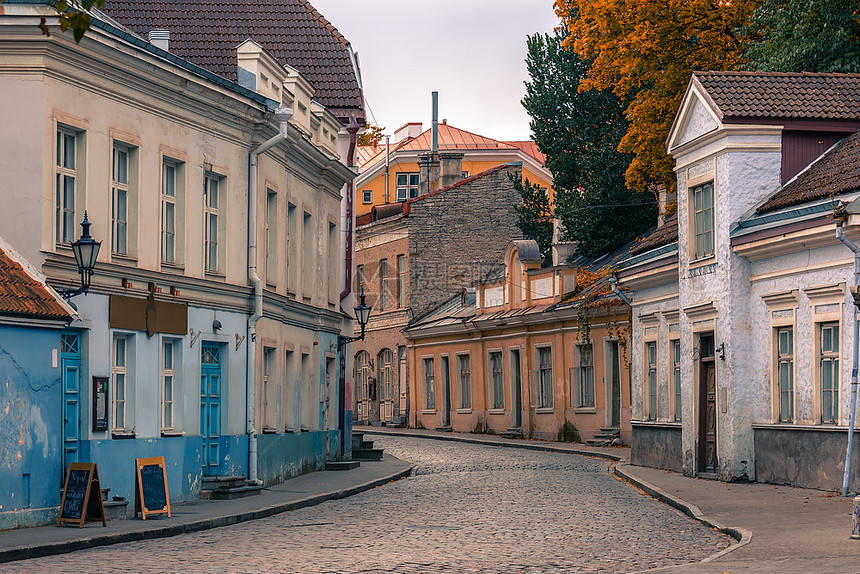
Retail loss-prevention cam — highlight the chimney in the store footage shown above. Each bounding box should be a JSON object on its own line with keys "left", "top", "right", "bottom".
{"left": 656, "top": 184, "right": 676, "bottom": 227}
{"left": 418, "top": 152, "right": 440, "bottom": 195}
{"left": 438, "top": 152, "right": 464, "bottom": 189}
{"left": 148, "top": 29, "right": 170, "bottom": 51}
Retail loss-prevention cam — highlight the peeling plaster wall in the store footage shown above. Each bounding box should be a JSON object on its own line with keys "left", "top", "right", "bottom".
{"left": 674, "top": 128, "right": 782, "bottom": 481}
{"left": 0, "top": 325, "right": 63, "bottom": 530}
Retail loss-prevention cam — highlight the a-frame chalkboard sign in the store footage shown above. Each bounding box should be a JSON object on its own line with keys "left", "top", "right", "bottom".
{"left": 58, "top": 462, "right": 106, "bottom": 527}
{"left": 134, "top": 456, "right": 171, "bottom": 520}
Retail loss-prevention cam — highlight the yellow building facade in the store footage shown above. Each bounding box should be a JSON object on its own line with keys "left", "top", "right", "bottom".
{"left": 355, "top": 122, "right": 553, "bottom": 216}
{"left": 404, "top": 240, "right": 633, "bottom": 444}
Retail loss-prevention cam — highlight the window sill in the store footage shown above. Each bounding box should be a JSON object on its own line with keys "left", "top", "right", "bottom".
{"left": 112, "top": 430, "right": 136, "bottom": 439}
{"left": 535, "top": 407, "right": 554, "bottom": 415}
{"left": 487, "top": 408, "right": 506, "bottom": 415}
{"left": 262, "top": 427, "right": 279, "bottom": 434}
{"left": 573, "top": 407, "right": 597, "bottom": 414}
{"left": 160, "top": 430, "right": 185, "bottom": 437}
{"left": 111, "top": 253, "right": 138, "bottom": 265}
{"left": 205, "top": 270, "right": 226, "bottom": 281}
{"left": 421, "top": 409, "right": 437, "bottom": 415}
{"left": 456, "top": 408, "right": 472, "bottom": 414}
{"left": 160, "top": 262, "right": 185, "bottom": 274}
{"left": 688, "top": 256, "right": 716, "bottom": 269}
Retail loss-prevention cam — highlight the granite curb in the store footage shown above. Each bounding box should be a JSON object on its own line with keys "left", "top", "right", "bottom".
{"left": 0, "top": 463, "right": 414, "bottom": 564}
{"left": 360, "top": 428, "right": 625, "bottom": 462}
{"left": 613, "top": 463, "right": 752, "bottom": 561}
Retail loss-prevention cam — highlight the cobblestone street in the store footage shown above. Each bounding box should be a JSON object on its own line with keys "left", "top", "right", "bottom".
{"left": 5, "top": 436, "right": 731, "bottom": 573}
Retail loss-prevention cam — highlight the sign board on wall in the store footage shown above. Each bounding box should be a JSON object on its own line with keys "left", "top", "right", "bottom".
{"left": 109, "top": 294, "right": 187, "bottom": 336}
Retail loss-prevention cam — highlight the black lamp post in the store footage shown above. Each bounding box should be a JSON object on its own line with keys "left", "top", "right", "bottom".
{"left": 337, "top": 290, "right": 371, "bottom": 459}
{"left": 59, "top": 212, "right": 101, "bottom": 300}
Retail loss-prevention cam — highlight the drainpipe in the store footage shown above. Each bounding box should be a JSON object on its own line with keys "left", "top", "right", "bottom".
{"left": 384, "top": 135, "right": 390, "bottom": 204}
{"left": 837, "top": 220, "right": 860, "bottom": 497}
{"left": 247, "top": 107, "right": 293, "bottom": 484}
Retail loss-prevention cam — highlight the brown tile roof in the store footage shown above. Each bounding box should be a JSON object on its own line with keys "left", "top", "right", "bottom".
{"left": 0, "top": 246, "right": 70, "bottom": 321}
{"left": 357, "top": 123, "right": 545, "bottom": 171}
{"left": 757, "top": 131, "right": 860, "bottom": 213}
{"left": 103, "top": 0, "right": 363, "bottom": 111}
{"left": 695, "top": 71, "right": 860, "bottom": 120}
{"left": 628, "top": 214, "right": 679, "bottom": 256}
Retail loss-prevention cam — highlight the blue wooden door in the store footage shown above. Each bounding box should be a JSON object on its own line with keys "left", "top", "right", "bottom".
{"left": 200, "top": 343, "right": 222, "bottom": 476}
{"left": 60, "top": 332, "right": 82, "bottom": 474}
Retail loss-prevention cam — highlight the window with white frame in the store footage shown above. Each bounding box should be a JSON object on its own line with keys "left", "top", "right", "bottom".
{"left": 423, "top": 357, "right": 435, "bottom": 410}
{"left": 692, "top": 182, "right": 714, "bottom": 260}
{"left": 647, "top": 341, "right": 657, "bottom": 420}
{"left": 777, "top": 326, "right": 794, "bottom": 422}
{"left": 362, "top": 190, "right": 372, "bottom": 204}
{"left": 575, "top": 344, "right": 594, "bottom": 408}
{"left": 111, "top": 144, "right": 130, "bottom": 255}
{"left": 379, "top": 259, "right": 388, "bottom": 311}
{"left": 355, "top": 351, "right": 371, "bottom": 403}
{"left": 395, "top": 172, "right": 419, "bottom": 201}
{"left": 56, "top": 127, "right": 79, "bottom": 244}
{"left": 397, "top": 255, "right": 406, "bottom": 308}
{"left": 489, "top": 351, "right": 504, "bottom": 409}
{"left": 263, "top": 347, "right": 276, "bottom": 430}
{"left": 820, "top": 322, "right": 839, "bottom": 423}
{"left": 162, "top": 161, "right": 178, "bottom": 264}
{"left": 457, "top": 353, "right": 471, "bottom": 409}
{"left": 379, "top": 349, "right": 393, "bottom": 403}
{"left": 112, "top": 335, "right": 131, "bottom": 431}
{"left": 302, "top": 211, "right": 313, "bottom": 295}
{"left": 204, "top": 174, "right": 221, "bottom": 272}
{"left": 266, "top": 189, "right": 277, "bottom": 284}
{"left": 672, "top": 340, "right": 681, "bottom": 422}
{"left": 537, "top": 346, "right": 553, "bottom": 408}
{"left": 286, "top": 203, "right": 297, "bottom": 293}
{"left": 161, "top": 338, "right": 178, "bottom": 431}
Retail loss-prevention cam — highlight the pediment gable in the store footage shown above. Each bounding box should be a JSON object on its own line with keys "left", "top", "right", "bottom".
{"left": 667, "top": 78, "right": 722, "bottom": 151}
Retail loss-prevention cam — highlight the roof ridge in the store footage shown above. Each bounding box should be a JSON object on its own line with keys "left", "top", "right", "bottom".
{"left": 696, "top": 70, "right": 860, "bottom": 79}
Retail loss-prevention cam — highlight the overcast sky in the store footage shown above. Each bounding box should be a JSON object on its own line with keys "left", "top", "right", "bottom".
{"left": 309, "top": 0, "right": 560, "bottom": 142}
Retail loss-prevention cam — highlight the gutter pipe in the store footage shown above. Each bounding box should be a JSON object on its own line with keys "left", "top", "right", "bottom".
{"left": 609, "top": 275, "right": 633, "bottom": 307}
{"left": 247, "top": 107, "right": 293, "bottom": 484}
{"left": 837, "top": 221, "right": 860, "bottom": 497}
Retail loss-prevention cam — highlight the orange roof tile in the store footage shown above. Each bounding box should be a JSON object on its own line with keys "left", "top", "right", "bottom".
{"left": 0, "top": 246, "right": 70, "bottom": 321}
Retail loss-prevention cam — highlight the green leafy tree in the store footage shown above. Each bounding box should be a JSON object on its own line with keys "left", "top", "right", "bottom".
{"left": 511, "top": 174, "right": 553, "bottom": 264}
{"left": 523, "top": 32, "right": 656, "bottom": 258}
{"left": 27, "top": 0, "right": 106, "bottom": 43}
{"left": 744, "top": 0, "right": 860, "bottom": 73}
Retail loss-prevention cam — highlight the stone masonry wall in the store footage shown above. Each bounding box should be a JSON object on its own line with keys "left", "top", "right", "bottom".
{"left": 407, "top": 164, "right": 524, "bottom": 320}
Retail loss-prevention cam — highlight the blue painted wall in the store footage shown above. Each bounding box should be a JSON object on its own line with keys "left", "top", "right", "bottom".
{"left": 0, "top": 325, "right": 63, "bottom": 530}
{"left": 82, "top": 434, "right": 248, "bottom": 504}
{"left": 256, "top": 430, "right": 340, "bottom": 485}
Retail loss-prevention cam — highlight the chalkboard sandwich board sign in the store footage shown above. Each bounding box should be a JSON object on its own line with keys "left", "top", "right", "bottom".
{"left": 58, "top": 463, "right": 106, "bottom": 527}
{"left": 135, "top": 456, "right": 171, "bottom": 519}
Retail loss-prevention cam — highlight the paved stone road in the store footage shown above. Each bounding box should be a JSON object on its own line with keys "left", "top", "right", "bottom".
{"left": 5, "top": 436, "right": 731, "bottom": 573}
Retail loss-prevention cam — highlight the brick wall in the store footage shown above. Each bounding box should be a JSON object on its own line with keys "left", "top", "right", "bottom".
{"left": 407, "top": 163, "right": 524, "bottom": 320}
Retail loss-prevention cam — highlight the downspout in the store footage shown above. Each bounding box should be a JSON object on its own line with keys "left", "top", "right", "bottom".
{"left": 384, "top": 135, "right": 390, "bottom": 204}
{"left": 609, "top": 275, "right": 633, "bottom": 307}
{"left": 247, "top": 107, "right": 292, "bottom": 484}
{"left": 837, "top": 219, "right": 860, "bottom": 497}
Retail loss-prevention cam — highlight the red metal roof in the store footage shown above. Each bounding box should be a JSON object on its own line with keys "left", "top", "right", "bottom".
{"left": 0, "top": 246, "right": 70, "bottom": 321}
{"left": 103, "top": 0, "right": 363, "bottom": 112}
{"left": 357, "top": 123, "right": 545, "bottom": 171}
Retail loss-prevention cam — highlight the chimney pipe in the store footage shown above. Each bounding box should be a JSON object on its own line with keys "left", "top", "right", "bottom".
{"left": 432, "top": 91, "right": 438, "bottom": 152}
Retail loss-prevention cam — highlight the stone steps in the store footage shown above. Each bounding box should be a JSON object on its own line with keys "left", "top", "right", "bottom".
{"left": 352, "top": 431, "right": 384, "bottom": 461}
{"left": 499, "top": 427, "right": 524, "bottom": 439}
{"left": 586, "top": 427, "right": 622, "bottom": 447}
{"left": 200, "top": 475, "right": 263, "bottom": 500}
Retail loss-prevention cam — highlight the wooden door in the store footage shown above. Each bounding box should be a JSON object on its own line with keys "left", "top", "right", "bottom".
{"left": 610, "top": 341, "right": 621, "bottom": 428}
{"left": 200, "top": 343, "right": 222, "bottom": 476}
{"left": 441, "top": 356, "right": 451, "bottom": 426}
{"left": 698, "top": 336, "right": 717, "bottom": 474}
{"left": 511, "top": 349, "right": 522, "bottom": 428}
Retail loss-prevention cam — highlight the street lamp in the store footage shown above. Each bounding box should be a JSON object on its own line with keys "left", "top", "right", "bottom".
{"left": 59, "top": 212, "right": 102, "bottom": 300}
{"left": 337, "top": 290, "right": 372, "bottom": 459}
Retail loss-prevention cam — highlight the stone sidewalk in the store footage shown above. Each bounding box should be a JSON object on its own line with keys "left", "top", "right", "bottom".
{"left": 0, "top": 454, "right": 413, "bottom": 564}
{"left": 362, "top": 426, "right": 859, "bottom": 573}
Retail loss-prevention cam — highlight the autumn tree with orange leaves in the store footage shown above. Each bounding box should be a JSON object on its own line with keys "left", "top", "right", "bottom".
{"left": 555, "top": 0, "right": 759, "bottom": 194}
